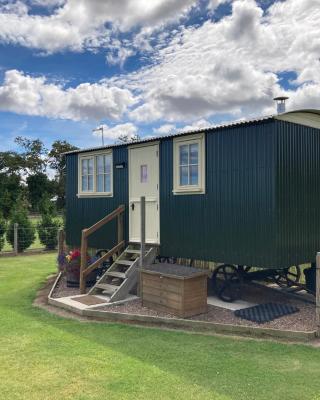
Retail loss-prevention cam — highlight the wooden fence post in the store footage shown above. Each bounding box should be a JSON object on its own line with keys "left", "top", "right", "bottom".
{"left": 57, "top": 229, "right": 65, "bottom": 255}
{"left": 80, "top": 229, "right": 88, "bottom": 294}
{"left": 13, "top": 223, "right": 18, "bottom": 255}
{"left": 140, "top": 196, "right": 146, "bottom": 268}
{"left": 316, "top": 253, "right": 320, "bottom": 337}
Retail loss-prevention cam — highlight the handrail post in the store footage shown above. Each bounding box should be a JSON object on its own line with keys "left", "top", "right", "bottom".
{"left": 140, "top": 196, "right": 146, "bottom": 268}
{"left": 316, "top": 253, "right": 320, "bottom": 337}
{"left": 80, "top": 229, "right": 88, "bottom": 294}
{"left": 117, "top": 211, "right": 123, "bottom": 245}
{"left": 58, "top": 229, "right": 65, "bottom": 255}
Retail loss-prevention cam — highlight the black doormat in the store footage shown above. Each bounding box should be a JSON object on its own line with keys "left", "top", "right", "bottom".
{"left": 234, "top": 303, "right": 299, "bottom": 324}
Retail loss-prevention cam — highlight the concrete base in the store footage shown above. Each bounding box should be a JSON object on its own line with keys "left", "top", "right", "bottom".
{"left": 50, "top": 294, "right": 138, "bottom": 314}
{"left": 207, "top": 296, "right": 255, "bottom": 311}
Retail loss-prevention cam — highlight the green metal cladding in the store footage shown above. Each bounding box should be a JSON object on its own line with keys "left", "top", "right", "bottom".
{"left": 65, "top": 147, "right": 129, "bottom": 250}
{"left": 65, "top": 118, "right": 320, "bottom": 268}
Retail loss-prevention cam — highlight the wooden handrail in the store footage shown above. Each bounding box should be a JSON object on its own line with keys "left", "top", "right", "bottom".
{"left": 84, "top": 205, "right": 125, "bottom": 237}
{"left": 83, "top": 241, "right": 125, "bottom": 277}
{"left": 80, "top": 205, "right": 125, "bottom": 294}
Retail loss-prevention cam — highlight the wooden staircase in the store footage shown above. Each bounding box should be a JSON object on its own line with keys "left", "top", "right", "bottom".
{"left": 89, "top": 244, "right": 157, "bottom": 302}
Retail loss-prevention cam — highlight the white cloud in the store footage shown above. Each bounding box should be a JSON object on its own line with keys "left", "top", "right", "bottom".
{"left": 152, "top": 119, "right": 211, "bottom": 136}
{"left": 0, "top": 0, "right": 197, "bottom": 53}
{"left": 93, "top": 122, "right": 138, "bottom": 141}
{"left": 1, "top": 0, "right": 320, "bottom": 127}
{"left": 207, "top": 0, "right": 230, "bottom": 11}
{"left": 153, "top": 123, "right": 176, "bottom": 135}
{"left": 180, "top": 118, "right": 212, "bottom": 131}
{"left": 122, "top": 0, "right": 320, "bottom": 123}
{"left": 0, "top": 70, "right": 136, "bottom": 121}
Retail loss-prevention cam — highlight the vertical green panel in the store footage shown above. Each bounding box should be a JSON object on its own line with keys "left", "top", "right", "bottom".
{"left": 160, "top": 120, "right": 277, "bottom": 267}
{"left": 276, "top": 120, "right": 320, "bottom": 266}
{"left": 65, "top": 148, "right": 129, "bottom": 250}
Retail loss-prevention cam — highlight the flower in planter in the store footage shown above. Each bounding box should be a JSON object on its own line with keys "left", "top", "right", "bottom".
{"left": 58, "top": 249, "right": 94, "bottom": 272}
{"left": 57, "top": 249, "right": 99, "bottom": 288}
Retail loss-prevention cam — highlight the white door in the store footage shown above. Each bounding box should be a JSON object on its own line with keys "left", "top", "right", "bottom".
{"left": 129, "top": 143, "right": 160, "bottom": 244}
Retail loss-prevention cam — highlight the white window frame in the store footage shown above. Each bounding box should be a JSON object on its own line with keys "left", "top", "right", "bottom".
{"left": 78, "top": 150, "right": 113, "bottom": 197}
{"left": 173, "top": 133, "right": 205, "bottom": 195}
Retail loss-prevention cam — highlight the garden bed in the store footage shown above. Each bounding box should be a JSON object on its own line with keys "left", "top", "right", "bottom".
{"left": 49, "top": 273, "right": 317, "bottom": 337}
{"left": 51, "top": 273, "right": 87, "bottom": 298}
{"left": 94, "top": 283, "right": 316, "bottom": 332}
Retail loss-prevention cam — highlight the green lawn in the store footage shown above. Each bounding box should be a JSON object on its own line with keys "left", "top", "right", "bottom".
{"left": 0, "top": 254, "right": 319, "bottom": 400}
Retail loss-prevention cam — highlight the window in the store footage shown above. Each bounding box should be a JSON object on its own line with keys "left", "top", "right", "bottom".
{"left": 173, "top": 133, "right": 205, "bottom": 194}
{"left": 78, "top": 151, "right": 113, "bottom": 196}
{"left": 96, "top": 154, "right": 112, "bottom": 193}
{"left": 81, "top": 157, "right": 94, "bottom": 192}
{"left": 140, "top": 164, "right": 148, "bottom": 183}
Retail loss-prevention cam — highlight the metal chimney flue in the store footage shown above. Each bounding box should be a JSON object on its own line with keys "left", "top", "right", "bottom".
{"left": 273, "top": 96, "right": 289, "bottom": 114}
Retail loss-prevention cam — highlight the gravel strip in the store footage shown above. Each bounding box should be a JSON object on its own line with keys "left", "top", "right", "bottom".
{"left": 51, "top": 274, "right": 316, "bottom": 332}
{"left": 51, "top": 274, "right": 88, "bottom": 298}
{"left": 96, "top": 284, "right": 316, "bottom": 332}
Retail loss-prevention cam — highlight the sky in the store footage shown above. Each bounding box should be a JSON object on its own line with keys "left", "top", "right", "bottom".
{"left": 0, "top": 0, "right": 319, "bottom": 151}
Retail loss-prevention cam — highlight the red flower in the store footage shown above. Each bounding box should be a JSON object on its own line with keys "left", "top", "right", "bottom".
{"left": 70, "top": 249, "right": 81, "bottom": 260}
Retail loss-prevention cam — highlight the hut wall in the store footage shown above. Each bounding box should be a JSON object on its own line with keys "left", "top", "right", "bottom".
{"left": 159, "top": 120, "right": 278, "bottom": 267}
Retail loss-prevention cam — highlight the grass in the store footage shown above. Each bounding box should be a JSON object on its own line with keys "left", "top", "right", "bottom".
{"left": 0, "top": 254, "right": 320, "bottom": 400}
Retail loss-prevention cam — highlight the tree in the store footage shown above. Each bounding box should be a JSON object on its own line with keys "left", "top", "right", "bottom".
{"left": 48, "top": 140, "right": 78, "bottom": 210}
{"left": 0, "top": 173, "right": 23, "bottom": 219}
{"left": 26, "top": 173, "right": 55, "bottom": 212}
{"left": 14, "top": 136, "right": 47, "bottom": 174}
{"left": 6, "top": 207, "right": 35, "bottom": 252}
{"left": 0, "top": 137, "right": 47, "bottom": 217}
{"left": 0, "top": 214, "right": 6, "bottom": 251}
{"left": 37, "top": 196, "right": 61, "bottom": 250}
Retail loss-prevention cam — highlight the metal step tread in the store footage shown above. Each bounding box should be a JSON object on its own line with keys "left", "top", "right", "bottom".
{"left": 95, "top": 283, "right": 119, "bottom": 293}
{"left": 105, "top": 271, "right": 126, "bottom": 279}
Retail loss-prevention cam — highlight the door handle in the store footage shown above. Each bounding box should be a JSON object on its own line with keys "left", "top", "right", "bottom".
{"left": 131, "top": 203, "right": 135, "bottom": 211}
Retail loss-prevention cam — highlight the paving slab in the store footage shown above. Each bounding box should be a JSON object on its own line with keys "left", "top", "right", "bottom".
{"left": 207, "top": 296, "right": 255, "bottom": 311}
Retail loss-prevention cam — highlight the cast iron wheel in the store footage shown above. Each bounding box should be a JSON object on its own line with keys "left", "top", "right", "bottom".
{"left": 95, "top": 249, "right": 114, "bottom": 270}
{"left": 155, "top": 256, "right": 177, "bottom": 264}
{"left": 273, "top": 266, "right": 301, "bottom": 287}
{"left": 211, "top": 264, "right": 242, "bottom": 302}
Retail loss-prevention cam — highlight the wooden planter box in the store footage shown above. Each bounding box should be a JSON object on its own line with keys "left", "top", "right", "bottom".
{"left": 140, "top": 263, "right": 208, "bottom": 318}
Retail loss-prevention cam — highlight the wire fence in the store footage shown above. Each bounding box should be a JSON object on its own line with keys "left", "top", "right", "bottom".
{"left": 0, "top": 224, "right": 61, "bottom": 255}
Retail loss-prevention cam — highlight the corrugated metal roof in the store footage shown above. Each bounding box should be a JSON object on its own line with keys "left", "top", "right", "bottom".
{"left": 64, "top": 109, "right": 320, "bottom": 156}
{"left": 64, "top": 114, "right": 274, "bottom": 155}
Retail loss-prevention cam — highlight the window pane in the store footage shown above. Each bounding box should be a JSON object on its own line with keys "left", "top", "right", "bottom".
{"left": 189, "top": 165, "right": 198, "bottom": 185}
{"left": 81, "top": 176, "right": 87, "bottom": 191}
{"left": 189, "top": 143, "right": 198, "bottom": 165}
{"left": 179, "top": 145, "right": 188, "bottom": 166}
{"left": 88, "top": 175, "right": 93, "bottom": 191}
{"left": 81, "top": 159, "right": 88, "bottom": 175}
{"left": 104, "top": 155, "right": 112, "bottom": 174}
{"left": 180, "top": 166, "right": 188, "bottom": 185}
{"left": 104, "top": 174, "right": 111, "bottom": 193}
{"left": 140, "top": 165, "right": 148, "bottom": 183}
{"left": 88, "top": 158, "right": 94, "bottom": 175}
{"left": 97, "top": 155, "right": 104, "bottom": 174}
{"left": 97, "top": 174, "right": 104, "bottom": 192}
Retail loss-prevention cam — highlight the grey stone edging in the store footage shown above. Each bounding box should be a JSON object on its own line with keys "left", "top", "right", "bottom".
{"left": 82, "top": 308, "right": 316, "bottom": 342}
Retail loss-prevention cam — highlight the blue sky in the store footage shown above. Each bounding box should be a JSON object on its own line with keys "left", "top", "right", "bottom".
{"left": 0, "top": 0, "right": 319, "bottom": 151}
